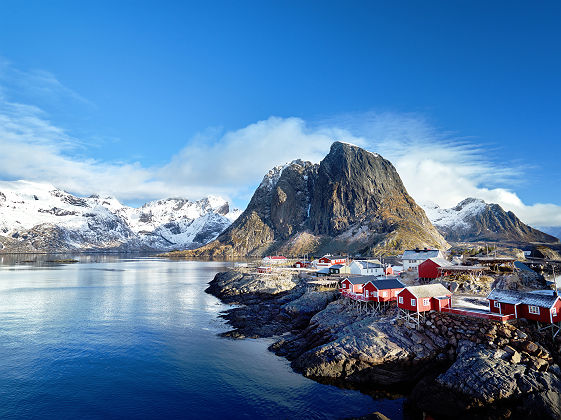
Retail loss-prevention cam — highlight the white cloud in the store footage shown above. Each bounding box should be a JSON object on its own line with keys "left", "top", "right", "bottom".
{"left": 0, "top": 67, "right": 559, "bottom": 227}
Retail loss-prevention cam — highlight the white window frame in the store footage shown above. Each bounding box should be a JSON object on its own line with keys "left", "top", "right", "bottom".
{"left": 398, "top": 296, "right": 403, "bottom": 304}
{"left": 423, "top": 298, "right": 430, "bottom": 306}
{"left": 365, "top": 290, "right": 369, "bottom": 297}
{"left": 411, "top": 298, "right": 416, "bottom": 306}
{"left": 494, "top": 301, "right": 500, "bottom": 308}
{"left": 552, "top": 307, "right": 557, "bottom": 316}
{"left": 528, "top": 305, "right": 540, "bottom": 315}
{"left": 382, "top": 291, "right": 387, "bottom": 297}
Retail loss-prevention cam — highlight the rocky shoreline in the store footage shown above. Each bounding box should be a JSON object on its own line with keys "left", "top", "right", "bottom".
{"left": 208, "top": 269, "right": 561, "bottom": 419}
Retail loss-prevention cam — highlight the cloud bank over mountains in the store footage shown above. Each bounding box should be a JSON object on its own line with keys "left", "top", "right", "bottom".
{"left": 0, "top": 65, "right": 559, "bottom": 228}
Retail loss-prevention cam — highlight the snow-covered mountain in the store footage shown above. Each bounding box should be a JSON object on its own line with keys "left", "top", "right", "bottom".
{"left": 0, "top": 180, "right": 241, "bottom": 253}
{"left": 421, "top": 198, "right": 558, "bottom": 244}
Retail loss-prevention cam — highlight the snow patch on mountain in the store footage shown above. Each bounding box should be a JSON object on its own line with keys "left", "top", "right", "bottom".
{"left": 0, "top": 180, "right": 241, "bottom": 252}
{"left": 421, "top": 198, "right": 487, "bottom": 229}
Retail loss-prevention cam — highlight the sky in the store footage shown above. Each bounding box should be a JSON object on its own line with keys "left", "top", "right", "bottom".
{"left": 0, "top": 1, "right": 560, "bottom": 227}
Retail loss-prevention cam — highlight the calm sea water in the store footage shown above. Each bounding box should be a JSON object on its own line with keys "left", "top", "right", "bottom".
{"left": 0, "top": 255, "right": 403, "bottom": 419}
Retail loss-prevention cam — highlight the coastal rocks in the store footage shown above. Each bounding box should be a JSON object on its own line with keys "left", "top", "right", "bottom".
{"left": 206, "top": 269, "right": 298, "bottom": 301}
{"left": 207, "top": 268, "right": 561, "bottom": 417}
{"left": 274, "top": 301, "right": 449, "bottom": 387}
{"left": 410, "top": 341, "right": 561, "bottom": 419}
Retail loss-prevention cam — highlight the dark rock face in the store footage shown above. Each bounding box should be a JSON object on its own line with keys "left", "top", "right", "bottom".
{"left": 187, "top": 142, "right": 448, "bottom": 257}
{"left": 431, "top": 198, "right": 558, "bottom": 244}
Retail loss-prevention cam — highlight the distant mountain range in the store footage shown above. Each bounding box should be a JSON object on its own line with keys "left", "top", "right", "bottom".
{"left": 422, "top": 198, "right": 558, "bottom": 244}
{"left": 180, "top": 141, "right": 449, "bottom": 257}
{"left": 0, "top": 180, "right": 241, "bottom": 253}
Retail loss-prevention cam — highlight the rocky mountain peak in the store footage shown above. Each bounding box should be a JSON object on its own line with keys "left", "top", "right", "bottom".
{"left": 187, "top": 141, "right": 448, "bottom": 257}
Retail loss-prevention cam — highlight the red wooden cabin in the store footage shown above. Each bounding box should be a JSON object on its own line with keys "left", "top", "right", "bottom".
{"left": 257, "top": 266, "right": 272, "bottom": 274}
{"left": 318, "top": 255, "right": 348, "bottom": 266}
{"left": 397, "top": 284, "right": 452, "bottom": 312}
{"left": 487, "top": 289, "right": 561, "bottom": 323}
{"left": 418, "top": 258, "right": 453, "bottom": 280}
{"left": 340, "top": 276, "right": 367, "bottom": 294}
{"left": 363, "top": 278, "right": 405, "bottom": 302}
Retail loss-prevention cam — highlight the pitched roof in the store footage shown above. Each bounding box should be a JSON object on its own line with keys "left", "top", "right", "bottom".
{"left": 316, "top": 267, "right": 330, "bottom": 274}
{"left": 487, "top": 289, "right": 559, "bottom": 308}
{"left": 345, "top": 275, "right": 376, "bottom": 285}
{"left": 424, "top": 257, "right": 453, "bottom": 267}
{"left": 330, "top": 264, "right": 344, "bottom": 269}
{"left": 402, "top": 249, "right": 442, "bottom": 260}
{"left": 367, "top": 278, "right": 405, "bottom": 290}
{"left": 352, "top": 260, "right": 383, "bottom": 269}
{"left": 401, "top": 283, "right": 451, "bottom": 298}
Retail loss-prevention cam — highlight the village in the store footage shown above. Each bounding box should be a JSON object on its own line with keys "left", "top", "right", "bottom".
{"left": 250, "top": 248, "right": 561, "bottom": 336}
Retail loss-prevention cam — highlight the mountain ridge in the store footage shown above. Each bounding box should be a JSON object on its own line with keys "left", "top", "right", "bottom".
{"left": 422, "top": 198, "right": 558, "bottom": 244}
{"left": 0, "top": 180, "right": 240, "bottom": 253}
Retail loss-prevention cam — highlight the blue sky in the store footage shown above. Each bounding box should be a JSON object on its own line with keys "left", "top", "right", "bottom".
{"left": 0, "top": 1, "right": 560, "bottom": 226}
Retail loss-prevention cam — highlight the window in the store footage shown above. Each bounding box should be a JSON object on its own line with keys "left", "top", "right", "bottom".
{"left": 398, "top": 296, "right": 403, "bottom": 304}
{"left": 365, "top": 291, "right": 369, "bottom": 297}
{"left": 552, "top": 307, "right": 557, "bottom": 316}
{"left": 423, "top": 298, "right": 430, "bottom": 306}
{"left": 494, "top": 301, "right": 500, "bottom": 308}
{"left": 528, "top": 305, "right": 540, "bottom": 315}
{"left": 411, "top": 298, "right": 416, "bottom": 306}
{"left": 382, "top": 291, "right": 387, "bottom": 297}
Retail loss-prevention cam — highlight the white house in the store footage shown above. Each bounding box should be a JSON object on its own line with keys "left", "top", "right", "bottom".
{"left": 401, "top": 249, "right": 444, "bottom": 271}
{"left": 350, "top": 260, "right": 385, "bottom": 276}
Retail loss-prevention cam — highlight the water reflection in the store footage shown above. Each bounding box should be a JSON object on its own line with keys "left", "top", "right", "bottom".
{"left": 0, "top": 256, "right": 403, "bottom": 419}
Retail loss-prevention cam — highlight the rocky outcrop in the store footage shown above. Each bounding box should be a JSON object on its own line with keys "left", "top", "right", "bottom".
{"left": 183, "top": 142, "right": 448, "bottom": 257}
{"left": 423, "top": 198, "right": 558, "bottom": 244}
{"left": 410, "top": 340, "right": 561, "bottom": 419}
{"left": 207, "top": 268, "right": 561, "bottom": 418}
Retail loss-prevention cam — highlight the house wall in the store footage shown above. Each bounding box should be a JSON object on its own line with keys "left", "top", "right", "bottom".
{"left": 397, "top": 289, "right": 418, "bottom": 311}
{"left": 489, "top": 299, "right": 500, "bottom": 314}
{"left": 418, "top": 260, "right": 441, "bottom": 279}
{"left": 552, "top": 299, "right": 561, "bottom": 323}
{"left": 518, "top": 304, "right": 553, "bottom": 323}
{"left": 341, "top": 279, "right": 351, "bottom": 292}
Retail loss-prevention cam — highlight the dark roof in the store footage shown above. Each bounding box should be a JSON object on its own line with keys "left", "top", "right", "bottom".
{"left": 330, "top": 264, "right": 344, "bottom": 269}
{"left": 344, "top": 275, "right": 376, "bottom": 285}
{"left": 316, "top": 267, "right": 330, "bottom": 274}
{"left": 487, "top": 289, "right": 559, "bottom": 308}
{"left": 367, "top": 278, "right": 405, "bottom": 290}
{"left": 323, "top": 255, "right": 347, "bottom": 260}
